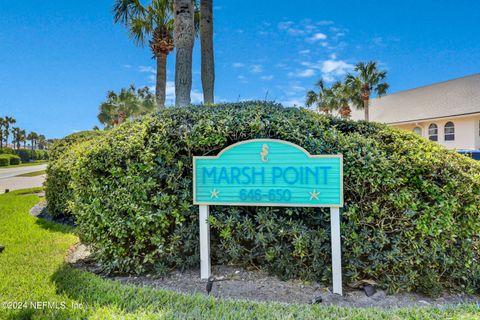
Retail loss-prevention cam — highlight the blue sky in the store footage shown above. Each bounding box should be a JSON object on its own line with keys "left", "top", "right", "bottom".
{"left": 1, "top": 0, "right": 479, "bottom": 138}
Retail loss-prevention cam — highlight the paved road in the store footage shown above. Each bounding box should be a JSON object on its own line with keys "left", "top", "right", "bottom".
{"left": 0, "top": 164, "right": 48, "bottom": 193}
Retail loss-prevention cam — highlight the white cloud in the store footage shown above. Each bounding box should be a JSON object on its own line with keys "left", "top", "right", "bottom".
{"left": 138, "top": 65, "right": 156, "bottom": 73}
{"left": 232, "top": 62, "right": 245, "bottom": 68}
{"left": 250, "top": 64, "right": 263, "bottom": 74}
{"left": 237, "top": 75, "right": 248, "bottom": 83}
{"left": 307, "top": 32, "right": 328, "bottom": 42}
{"left": 320, "top": 59, "right": 354, "bottom": 82}
{"left": 317, "top": 20, "right": 334, "bottom": 26}
{"left": 299, "top": 49, "right": 311, "bottom": 55}
{"left": 289, "top": 69, "right": 315, "bottom": 78}
{"left": 123, "top": 64, "right": 132, "bottom": 69}
{"left": 260, "top": 75, "right": 274, "bottom": 81}
{"left": 302, "top": 58, "right": 354, "bottom": 82}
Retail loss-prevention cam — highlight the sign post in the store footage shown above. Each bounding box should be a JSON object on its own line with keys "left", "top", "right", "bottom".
{"left": 193, "top": 139, "right": 343, "bottom": 295}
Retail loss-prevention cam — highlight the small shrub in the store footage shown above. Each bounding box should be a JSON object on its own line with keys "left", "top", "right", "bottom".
{"left": 0, "top": 154, "right": 21, "bottom": 166}
{"left": 0, "top": 155, "right": 10, "bottom": 166}
{"left": 0, "top": 147, "right": 15, "bottom": 155}
{"left": 45, "top": 130, "right": 102, "bottom": 217}
{"left": 8, "top": 155, "right": 21, "bottom": 165}
{"left": 46, "top": 103, "right": 480, "bottom": 295}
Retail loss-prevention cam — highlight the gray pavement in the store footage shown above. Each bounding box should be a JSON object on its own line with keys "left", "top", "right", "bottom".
{"left": 0, "top": 164, "right": 48, "bottom": 193}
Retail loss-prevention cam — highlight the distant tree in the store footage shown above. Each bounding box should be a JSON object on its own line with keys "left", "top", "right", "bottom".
{"left": 2, "top": 116, "right": 16, "bottom": 147}
{"left": 346, "top": 61, "right": 389, "bottom": 121}
{"left": 27, "top": 132, "right": 38, "bottom": 151}
{"left": 11, "top": 127, "right": 22, "bottom": 150}
{"left": 37, "top": 134, "right": 47, "bottom": 150}
{"left": 0, "top": 117, "right": 5, "bottom": 148}
{"left": 98, "top": 85, "right": 156, "bottom": 128}
{"left": 113, "top": 0, "right": 175, "bottom": 109}
{"left": 20, "top": 129, "right": 27, "bottom": 149}
{"left": 200, "top": 0, "right": 214, "bottom": 104}
{"left": 305, "top": 80, "right": 336, "bottom": 114}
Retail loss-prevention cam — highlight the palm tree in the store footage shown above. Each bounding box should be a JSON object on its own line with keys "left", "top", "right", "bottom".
{"left": 114, "top": 0, "right": 175, "bottom": 109}
{"left": 330, "top": 81, "right": 362, "bottom": 119}
{"left": 345, "top": 61, "right": 389, "bottom": 121}
{"left": 98, "top": 85, "right": 156, "bottom": 128}
{"left": 305, "top": 80, "right": 336, "bottom": 114}
{"left": 27, "top": 132, "right": 38, "bottom": 151}
{"left": 174, "top": 0, "right": 195, "bottom": 106}
{"left": 20, "top": 129, "right": 27, "bottom": 149}
{"left": 0, "top": 117, "right": 5, "bottom": 148}
{"left": 3, "top": 116, "right": 16, "bottom": 147}
{"left": 200, "top": 0, "right": 214, "bottom": 104}
{"left": 11, "top": 127, "right": 22, "bottom": 150}
{"left": 37, "top": 135, "right": 47, "bottom": 150}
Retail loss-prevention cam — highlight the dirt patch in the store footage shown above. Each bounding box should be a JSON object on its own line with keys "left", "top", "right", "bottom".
{"left": 65, "top": 243, "right": 480, "bottom": 308}
{"left": 29, "top": 201, "right": 75, "bottom": 227}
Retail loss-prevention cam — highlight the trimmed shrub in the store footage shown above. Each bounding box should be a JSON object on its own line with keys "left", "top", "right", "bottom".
{"left": 8, "top": 155, "right": 21, "bottom": 165}
{"left": 45, "top": 130, "right": 102, "bottom": 217}
{"left": 0, "top": 154, "right": 21, "bottom": 166}
{"left": 0, "top": 147, "right": 15, "bottom": 155}
{"left": 48, "top": 103, "right": 480, "bottom": 295}
{"left": 0, "top": 155, "right": 10, "bottom": 166}
{"left": 15, "top": 149, "right": 49, "bottom": 162}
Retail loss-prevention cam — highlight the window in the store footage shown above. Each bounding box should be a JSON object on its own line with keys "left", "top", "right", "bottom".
{"left": 428, "top": 124, "right": 438, "bottom": 141}
{"left": 413, "top": 127, "right": 422, "bottom": 135}
{"left": 444, "top": 122, "right": 455, "bottom": 141}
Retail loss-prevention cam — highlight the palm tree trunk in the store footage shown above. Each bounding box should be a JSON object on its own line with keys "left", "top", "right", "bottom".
{"left": 174, "top": 0, "right": 194, "bottom": 107}
{"left": 363, "top": 99, "right": 369, "bottom": 121}
{"left": 156, "top": 53, "right": 167, "bottom": 109}
{"left": 200, "top": 0, "right": 214, "bottom": 104}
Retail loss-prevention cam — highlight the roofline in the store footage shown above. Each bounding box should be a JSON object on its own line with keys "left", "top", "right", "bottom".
{"left": 386, "top": 111, "right": 480, "bottom": 125}
{"left": 372, "top": 73, "right": 480, "bottom": 100}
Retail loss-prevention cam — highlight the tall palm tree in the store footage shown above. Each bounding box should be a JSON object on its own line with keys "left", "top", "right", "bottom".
{"left": 200, "top": 0, "right": 214, "bottom": 104}
{"left": 114, "top": 0, "right": 175, "bottom": 109}
{"left": 3, "top": 116, "right": 16, "bottom": 147}
{"left": 27, "top": 132, "right": 38, "bottom": 151}
{"left": 98, "top": 85, "right": 156, "bottom": 128}
{"left": 11, "top": 127, "right": 22, "bottom": 150}
{"left": 37, "top": 135, "right": 47, "bottom": 150}
{"left": 174, "top": 0, "right": 195, "bottom": 106}
{"left": 330, "top": 81, "right": 363, "bottom": 119}
{"left": 0, "top": 117, "right": 5, "bottom": 149}
{"left": 20, "top": 129, "right": 27, "bottom": 149}
{"left": 305, "top": 80, "right": 336, "bottom": 114}
{"left": 345, "top": 61, "right": 389, "bottom": 121}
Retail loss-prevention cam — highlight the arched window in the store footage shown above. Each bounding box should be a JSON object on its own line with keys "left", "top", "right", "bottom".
{"left": 428, "top": 123, "right": 438, "bottom": 141}
{"left": 444, "top": 122, "right": 455, "bottom": 141}
{"left": 413, "top": 127, "right": 422, "bottom": 135}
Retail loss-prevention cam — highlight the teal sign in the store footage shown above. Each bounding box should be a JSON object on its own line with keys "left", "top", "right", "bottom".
{"left": 193, "top": 139, "right": 343, "bottom": 207}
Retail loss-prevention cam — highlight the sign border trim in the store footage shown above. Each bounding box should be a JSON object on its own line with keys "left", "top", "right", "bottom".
{"left": 193, "top": 139, "right": 344, "bottom": 207}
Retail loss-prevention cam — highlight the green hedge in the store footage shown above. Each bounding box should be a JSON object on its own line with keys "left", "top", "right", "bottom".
{"left": 0, "top": 147, "right": 15, "bottom": 155}
{"left": 0, "top": 155, "right": 9, "bottom": 166}
{"left": 14, "top": 149, "right": 48, "bottom": 162}
{"left": 46, "top": 102, "right": 480, "bottom": 295}
{"left": 45, "top": 130, "right": 103, "bottom": 217}
{"left": 0, "top": 154, "right": 21, "bottom": 166}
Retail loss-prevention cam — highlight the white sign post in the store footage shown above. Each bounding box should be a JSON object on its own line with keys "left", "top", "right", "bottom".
{"left": 193, "top": 139, "right": 344, "bottom": 295}
{"left": 198, "top": 205, "right": 343, "bottom": 295}
{"left": 199, "top": 205, "right": 211, "bottom": 279}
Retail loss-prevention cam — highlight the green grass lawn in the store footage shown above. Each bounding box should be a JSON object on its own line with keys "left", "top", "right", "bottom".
{"left": 0, "top": 189, "right": 479, "bottom": 319}
{"left": 0, "top": 161, "right": 48, "bottom": 169}
{"left": 14, "top": 170, "right": 47, "bottom": 177}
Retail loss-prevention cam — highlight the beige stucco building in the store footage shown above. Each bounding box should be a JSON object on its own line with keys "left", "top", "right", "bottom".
{"left": 351, "top": 74, "right": 480, "bottom": 150}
